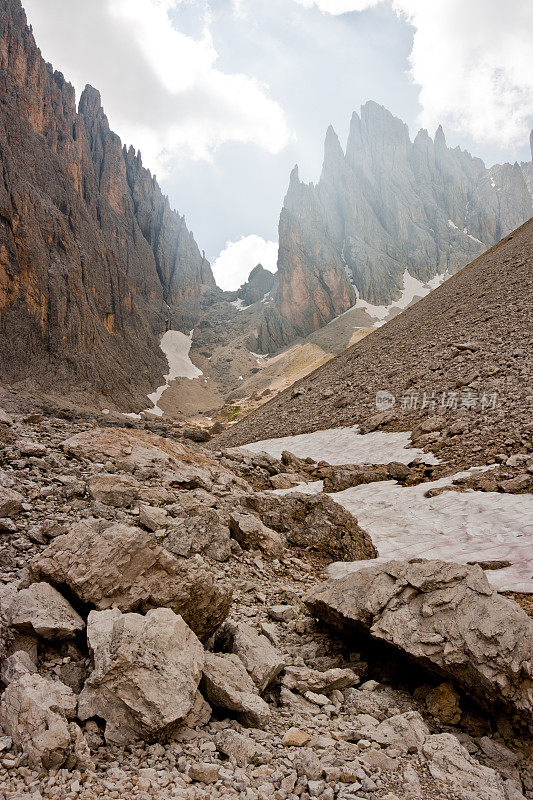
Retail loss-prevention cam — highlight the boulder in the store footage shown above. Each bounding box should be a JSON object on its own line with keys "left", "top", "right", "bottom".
{"left": 0, "top": 486, "right": 23, "bottom": 518}
{"left": 270, "top": 473, "right": 302, "bottom": 490}
{"left": 78, "top": 608, "right": 204, "bottom": 744}
{"left": 0, "top": 673, "right": 90, "bottom": 769}
{"left": 422, "top": 733, "right": 509, "bottom": 800}
{"left": 214, "top": 728, "right": 271, "bottom": 767}
{"left": 29, "top": 519, "right": 232, "bottom": 640}
{"left": 282, "top": 666, "right": 360, "bottom": 694}
{"left": 201, "top": 652, "right": 270, "bottom": 728}
{"left": 305, "top": 560, "right": 533, "bottom": 718}
{"left": 322, "top": 465, "right": 389, "bottom": 493}
{"left": 425, "top": 683, "right": 462, "bottom": 725}
{"left": 242, "top": 492, "right": 377, "bottom": 561}
{"left": 62, "top": 428, "right": 245, "bottom": 491}
{"left": 138, "top": 504, "right": 170, "bottom": 532}
{"left": 87, "top": 473, "right": 141, "bottom": 507}
{"left": 162, "top": 509, "right": 232, "bottom": 562}
{"left": 8, "top": 583, "right": 84, "bottom": 640}
{"left": 349, "top": 711, "right": 429, "bottom": 753}
{"left": 214, "top": 620, "right": 285, "bottom": 692}
{"left": 229, "top": 512, "right": 285, "bottom": 558}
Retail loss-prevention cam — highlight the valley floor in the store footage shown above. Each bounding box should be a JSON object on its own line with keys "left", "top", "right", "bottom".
{"left": 0, "top": 391, "right": 531, "bottom": 800}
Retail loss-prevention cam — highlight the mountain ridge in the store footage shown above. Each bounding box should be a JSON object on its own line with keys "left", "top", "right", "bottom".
{"left": 0, "top": 0, "right": 214, "bottom": 408}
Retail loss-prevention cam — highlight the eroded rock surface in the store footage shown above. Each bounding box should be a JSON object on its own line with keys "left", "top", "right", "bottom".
{"left": 29, "top": 520, "right": 232, "bottom": 640}
{"left": 78, "top": 608, "right": 204, "bottom": 744}
{"left": 306, "top": 559, "right": 533, "bottom": 718}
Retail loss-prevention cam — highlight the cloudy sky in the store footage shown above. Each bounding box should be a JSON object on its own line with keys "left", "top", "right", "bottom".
{"left": 24, "top": 0, "right": 533, "bottom": 289}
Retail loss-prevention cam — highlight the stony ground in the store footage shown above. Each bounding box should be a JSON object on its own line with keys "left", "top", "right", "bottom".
{"left": 0, "top": 390, "right": 531, "bottom": 800}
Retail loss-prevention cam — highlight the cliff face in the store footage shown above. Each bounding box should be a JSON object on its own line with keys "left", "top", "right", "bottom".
{"left": 274, "top": 102, "right": 532, "bottom": 341}
{"left": 0, "top": 0, "right": 214, "bottom": 407}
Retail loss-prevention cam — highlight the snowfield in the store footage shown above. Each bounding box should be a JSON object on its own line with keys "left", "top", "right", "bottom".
{"left": 125, "top": 330, "right": 202, "bottom": 419}
{"left": 241, "top": 426, "right": 440, "bottom": 466}
{"left": 242, "top": 429, "right": 533, "bottom": 593}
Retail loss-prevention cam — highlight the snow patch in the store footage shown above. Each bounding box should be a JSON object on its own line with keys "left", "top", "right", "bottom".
{"left": 240, "top": 426, "right": 439, "bottom": 466}
{"left": 324, "top": 474, "right": 533, "bottom": 593}
{"left": 354, "top": 270, "right": 446, "bottom": 328}
{"left": 272, "top": 472, "right": 533, "bottom": 593}
{"left": 144, "top": 330, "right": 203, "bottom": 417}
{"left": 231, "top": 298, "right": 252, "bottom": 311}
{"left": 244, "top": 426, "right": 533, "bottom": 593}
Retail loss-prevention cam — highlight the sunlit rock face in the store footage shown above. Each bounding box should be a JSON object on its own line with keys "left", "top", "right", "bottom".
{"left": 0, "top": 0, "right": 214, "bottom": 408}
{"left": 275, "top": 102, "right": 532, "bottom": 340}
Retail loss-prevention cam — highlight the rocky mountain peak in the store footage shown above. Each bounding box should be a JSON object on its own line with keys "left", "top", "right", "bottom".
{"left": 0, "top": 0, "right": 214, "bottom": 407}
{"left": 268, "top": 104, "right": 533, "bottom": 343}
{"left": 323, "top": 125, "right": 344, "bottom": 166}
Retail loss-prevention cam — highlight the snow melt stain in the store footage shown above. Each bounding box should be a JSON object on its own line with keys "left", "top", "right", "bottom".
{"left": 126, "top": 330, "right": 202, "bottom": 419}
{"left": 241, "top": 426, "right": 439, "bottom": 466}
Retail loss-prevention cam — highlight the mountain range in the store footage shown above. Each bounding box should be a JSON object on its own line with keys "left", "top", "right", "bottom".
{"left": 0, "top": 0, "right": 532, "bottom": 418}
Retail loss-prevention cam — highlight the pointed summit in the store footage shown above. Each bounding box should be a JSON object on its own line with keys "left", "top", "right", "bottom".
{"left": 324, "top": 125, "right": 343, "bottom": 157}
{"left": 434, "top": 124, "right": 447, "bottom": 149}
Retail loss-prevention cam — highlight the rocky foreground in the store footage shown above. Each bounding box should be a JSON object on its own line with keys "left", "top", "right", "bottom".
{"left": 0, "top": 398, "right": 532, "bottom": 800}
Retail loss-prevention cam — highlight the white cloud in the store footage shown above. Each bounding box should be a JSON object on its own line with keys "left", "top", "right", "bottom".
{"left": 293, "top": 0, "right": 382, "bottom": 12}
{"left": 23, "top": 0, "right": 291, "bottom": 174}
{"left": 293, "top": 0, "right": 533, "bottom": 149}
{"left": 211, "top": 236, "right": 278, "bottom": 291}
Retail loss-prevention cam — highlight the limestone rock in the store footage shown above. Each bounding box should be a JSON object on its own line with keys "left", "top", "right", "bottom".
{"left": 425, "top": 683, "right": 462, "bottom": 725}
{"left": 229, "top": 512, "right": 285, "bottom": 558}
{"left": 214, "top": 620, "right": 285, "bottom": 692}
{"left": 201, "top": 652, "right": 270, "bottom": 728}
{"left": 306, "top": 560, "right": 533, "bottom": 718}
{"left": 78, "top": 608, "right": 204, "bottom": 744}
{"left": 322, "top": 465, "right": 389, "bottom": 493}
{"left": 0, "top": 486, "right": 23, "bottom": 518}
{"left": 0, "top": 650, "right": 36, "bottom": 685}
{"left": 242, "top": 492, "right": 377, "bottom": 561}
{"left": 8, "top": 582, "right": 84, "bottom": 640}
{"left": 282, "top": 727, "right": 310, "bottom": 747}
{"left": 0, "top": 0, "right": 214, "bottom": 407}
{"left": 214, "top": 728, "right": 271, "bottom": 766}
{"left": 189, "top": 763, "right": 220, "bottom": 784}
{"left": 87, "top": 474, "right": 141, "bottom": 508}
{"left": 29, "top": 519, "right": 232, "bottom": 640}
{"left": 422, "top": 733, "right": 508, "bottom": 800}
{"left": 0, "top": 673, "right": 81, "bottom": 768}
{"left": 162, "top": 509, "right": 232, "bottom": 562}
{"left": 282, "top": 666, "right": 360, "bottom": 694}
{"left": 139, "top": 504, "right": 170, "bottom": 532}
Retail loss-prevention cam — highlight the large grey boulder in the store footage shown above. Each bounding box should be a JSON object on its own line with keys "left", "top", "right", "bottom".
{"left": 214, "top": 620, "right": 285, "bottom": 693}
{"left": 306, "top": 560, "right": 533, "bottom": 718}
{"left": 7, "top": 583, "right": 84, "bottom": 640}
{"left": 0, "top": 673, "right": 91, "bottom": 769}
{"left": 29, "top": 519, "right": 232, "bottom": 640}
{"left": 201, "top": 652, "right": 270, "bottom": 728}
{"left": 162, "top": 509, "right": 232, "bottom": 563}
{"left": 242, "top": 492, "right": 377, "bottom": 561}
{"left": 78, "top": 608, "right": 204, "bottom": 744}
